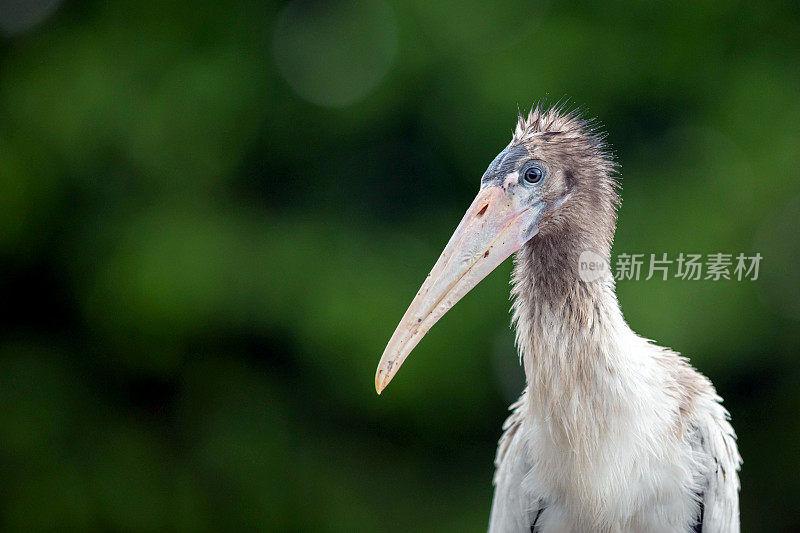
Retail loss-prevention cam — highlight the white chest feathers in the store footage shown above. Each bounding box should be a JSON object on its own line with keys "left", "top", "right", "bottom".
{"left": 502, "top": 299, "right": 728, "bottom": 532}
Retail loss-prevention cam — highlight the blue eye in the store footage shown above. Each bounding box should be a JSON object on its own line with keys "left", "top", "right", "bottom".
{"left": 523, "top": 163, "right": 545, "bottom": 185}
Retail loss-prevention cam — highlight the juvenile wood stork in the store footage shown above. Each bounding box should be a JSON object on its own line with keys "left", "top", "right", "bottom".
{"left": 375, "top": 105, "right": 741, "bottom": 532}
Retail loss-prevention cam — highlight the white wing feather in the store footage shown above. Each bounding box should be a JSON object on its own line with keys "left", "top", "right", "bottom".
{"left": 489, "top": 392, "right": 542, "bottom": 532}
{"left": 692, "top": 395, "right": 742, "bottom": 533}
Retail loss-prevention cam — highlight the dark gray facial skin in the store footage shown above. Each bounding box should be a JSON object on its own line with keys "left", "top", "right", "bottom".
{"left": 480, "top": 142, "right": 556, "bottom": 221}
{"left": 481, "top": 144, "right": 530, "bottom": 186}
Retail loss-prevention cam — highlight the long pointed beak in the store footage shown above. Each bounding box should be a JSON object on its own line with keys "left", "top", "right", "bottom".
{"left": 375, "top": 185, "right": 541, "bottom": 393}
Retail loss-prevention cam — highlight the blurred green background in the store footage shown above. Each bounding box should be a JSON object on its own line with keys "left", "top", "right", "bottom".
{"left": 1, "top": 0, "right": 798, "bottom": 531}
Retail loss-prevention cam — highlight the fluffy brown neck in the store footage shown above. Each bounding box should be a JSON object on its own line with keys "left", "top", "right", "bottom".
{"left": 512, "top": 215, "right": 614, "bottom": 312}
{"left": 510, "top": 219, "right": 635, "bottom": 440}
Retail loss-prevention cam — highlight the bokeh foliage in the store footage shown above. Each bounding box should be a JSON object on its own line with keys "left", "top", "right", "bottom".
{"left": 1, "top": 0, "right": 798, "bottom": 531}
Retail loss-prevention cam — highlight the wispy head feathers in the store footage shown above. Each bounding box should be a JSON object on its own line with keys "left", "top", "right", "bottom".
{"left": 512, "top": 101, "right": 618, "bottom": 195}
{"left": 510, "top": 102, "right": 621, "bottom": 261}
{"left": 513, "top": 102, "right": 610, "bottom": 158}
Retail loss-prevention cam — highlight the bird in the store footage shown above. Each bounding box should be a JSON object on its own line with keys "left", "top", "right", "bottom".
{"left": 374, "top": 104, "right": 741, "bottom": 532}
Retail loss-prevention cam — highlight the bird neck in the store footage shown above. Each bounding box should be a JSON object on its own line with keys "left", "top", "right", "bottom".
{"left": 510, "top": 227, "right": 645, "bottom": 443}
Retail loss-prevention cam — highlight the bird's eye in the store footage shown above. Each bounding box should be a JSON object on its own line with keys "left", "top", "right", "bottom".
{"left": 523, "top": 164, "right": 544, "bottom": 185}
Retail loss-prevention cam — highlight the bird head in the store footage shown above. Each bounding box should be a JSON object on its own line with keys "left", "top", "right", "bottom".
{"left": 375, "top": 105, "right": 617, "bottom": 393}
